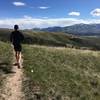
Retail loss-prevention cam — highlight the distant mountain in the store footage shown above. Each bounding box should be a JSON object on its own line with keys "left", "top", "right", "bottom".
{"left": 34, "top": 24, "right": 100, "bottom": 36}
{"left": 41, "top": 26, "right": 64, "bottom": 32}
{"left": 64, "top": 24, "right": 100, "bottom": 35}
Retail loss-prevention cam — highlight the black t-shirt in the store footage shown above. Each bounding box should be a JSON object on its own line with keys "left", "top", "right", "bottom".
{"left": 10, "top": 31, "right": 24, "bottom": 45}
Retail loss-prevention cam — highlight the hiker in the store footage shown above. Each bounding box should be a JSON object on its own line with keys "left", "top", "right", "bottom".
{"left": 10, "top": 25, "right": 24, "bottom": 68}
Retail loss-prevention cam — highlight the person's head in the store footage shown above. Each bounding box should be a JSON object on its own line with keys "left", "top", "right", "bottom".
{"left": 14, "top": 25, "right": 19, "bottom": 31}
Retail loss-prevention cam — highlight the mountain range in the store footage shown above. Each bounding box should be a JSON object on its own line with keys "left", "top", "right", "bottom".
{"left": 33, "top": 24, "right": 100, "bottom": 36}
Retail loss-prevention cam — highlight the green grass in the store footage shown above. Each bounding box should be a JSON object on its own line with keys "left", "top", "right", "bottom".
{"left": 23, "top": 45, "right": 100, "bottom": 100}
{"left": 0, "top": 41, "right": 13, "bottom": 85}
{"left": 1, "top": 28, "right": 100, "bottom": 99}
{"left": 0, "top": 41, "right": 13, "bottom": 99}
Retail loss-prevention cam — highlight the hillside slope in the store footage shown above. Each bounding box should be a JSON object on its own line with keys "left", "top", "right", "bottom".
{"left": 0, "top": 41, "right": 13, "bottom": 99}
{"left": 23, "top": 45, "right": 100, "bottom": 100}
{"left": 0, "top": 28, "right": 100, "bottom": 50}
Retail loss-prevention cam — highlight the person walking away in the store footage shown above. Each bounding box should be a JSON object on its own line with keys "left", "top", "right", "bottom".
{"left": 10, "top": 25, "right": 24, "bottom": 68}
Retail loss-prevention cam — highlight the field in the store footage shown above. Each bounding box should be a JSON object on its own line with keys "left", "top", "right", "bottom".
{"left": 23, "top": 45, "right": 100, "bottom": 100}
{"left": 0, "top": 41, "right": 12, "bottom": 75}
{"left": 0, "top": 41, "right": 12, "bottom": 98}
{"left": 0, "top": 29, "right": 100, "bottom": 99}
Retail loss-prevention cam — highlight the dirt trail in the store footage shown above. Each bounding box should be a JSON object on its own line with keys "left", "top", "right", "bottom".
{"left": 0, "top": 55, "right": 25, "bottom": 100}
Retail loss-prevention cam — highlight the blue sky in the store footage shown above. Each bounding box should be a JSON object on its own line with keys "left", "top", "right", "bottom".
{"left": 0, "top": 0, "right": 100, "bottom": 29}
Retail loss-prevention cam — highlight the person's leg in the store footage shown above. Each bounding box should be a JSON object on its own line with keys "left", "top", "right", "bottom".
{"left": 13, "top": 45, "right": 18, "bottom": 64}
{"left": 16, "top": 51, "right": 20, "bottom": 63}
{"left": 17, "top": 51, "right": 21, "bottom": 68}
{"left": 17, "top": 51, "right": 21, "bottom": 63}
{"left": 14, "top": 44, "right": 22, "bottom": 68}
{"left": 15, "top": 51, "right": 18, "bottom": 63}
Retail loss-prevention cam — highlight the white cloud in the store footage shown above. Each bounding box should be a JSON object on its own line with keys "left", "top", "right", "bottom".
{"left": 23, "top": 15, "right": 33, "bottom": 19}
{"left": 68, "top": 12, "right": 80, "bottom": 16}
{"left": 1, "top": 17, "right": 100, "bottom": 29}
{"left": 38, "top": 6, "right": 49, "bottom": 9}
{"left": 90, "top": 8, "right": 100, "bottom": 16}
{"left": 42, "top": 17, "right": 49, "bottom": 19}
{"left": 13, "top": 2, "right": 26, "bottom": 6}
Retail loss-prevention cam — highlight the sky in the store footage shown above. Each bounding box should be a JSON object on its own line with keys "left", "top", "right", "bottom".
{"left": 0, "top": 0, "right": 100, "bottom": 29}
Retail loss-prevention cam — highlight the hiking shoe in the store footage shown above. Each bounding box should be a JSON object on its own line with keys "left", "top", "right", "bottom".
{"left": 13, "top": 63, "right": 18, "bottom": 66}
{"left": 17, "top": 63, "right": 21, "bottom": 69}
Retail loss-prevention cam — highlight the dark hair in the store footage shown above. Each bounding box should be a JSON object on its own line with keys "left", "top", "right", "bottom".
{"left": 14, "top": 25, "right": 19, "bottom": 30}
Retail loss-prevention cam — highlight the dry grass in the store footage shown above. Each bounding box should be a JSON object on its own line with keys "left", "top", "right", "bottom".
{"left": 23, "top": 45, "right": 100, "bottom": 100}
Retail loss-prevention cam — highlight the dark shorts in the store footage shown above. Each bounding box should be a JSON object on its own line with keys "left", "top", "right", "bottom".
{"left": 13, "top": 44, "right": 22, "bottom": 52}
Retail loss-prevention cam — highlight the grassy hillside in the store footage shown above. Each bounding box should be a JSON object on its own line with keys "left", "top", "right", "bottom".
{"left": 23, "top": 45, "right": 100, "bottom": 100}
{"left": 0, "top": 28, "right": 100, "bottom": 99}
{"left": 0, "top": 28, "right": 12, "bottom": 42}
{"left": 0, "top": 28, "right": 80, "bottom": 47}
{"left": 0, "top": 41, "right": 12, "bottom": 74}
{"left": 81, "top": 36, "right": 100, "bottom": 49}
{"left": 0, "top": 28, "right": 100, "bottom": 50}
{"left": 0, "top": 41, "right": 12, "bottom": 98}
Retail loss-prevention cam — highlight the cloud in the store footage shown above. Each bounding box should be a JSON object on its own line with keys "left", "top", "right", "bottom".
{"left": 38, "top": 6, "right": 50, "bottom": 9}
{"left": 23, "top": 15, "right": 33, "bottom": 19}
{"left": 0, "top": 17, "right": 100, "bottom": 29}
{"left": 90, "top": 8, "right": 100, "bottom": 16}
{"left": 12, "top": 2, "right": 49, "bottom": 10}
{"left": 13, "top": 2, "right": 26, "bottom": 6}
{"left": 42, "top": 17, "right": 49, "bottom": 19}
{"left": 68, "top": 12, "right": 80, "bottom": 16}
